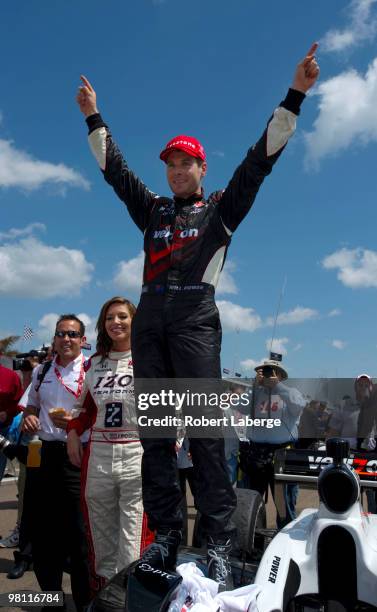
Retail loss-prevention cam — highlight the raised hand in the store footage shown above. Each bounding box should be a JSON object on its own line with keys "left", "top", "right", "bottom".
{"left": 292, "top": 43, "right": 320, "bottom": 94}
{"left": 76, "top": 75, "right": 99, "bottom": 117}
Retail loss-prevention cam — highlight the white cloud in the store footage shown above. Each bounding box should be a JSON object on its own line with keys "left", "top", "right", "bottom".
{"left": 266, "top": 306, "right": 318, "bottom": 326}
{"left": 240, "top": 357, "right": 260, "bottom": 376}
{"left": 322, "top": 0, "right": 377, "bottom": 53}
{"left": 77, "top": 313, "right": 97, "bottom": 344}
{"left": 113, "top": 252, "right": 144, "bottom": 294}
{"left": 266, "top": 337, "right": 289, "bottom": 356}
{"left": 0, "top": 138, "right": 89, "bottom": 191}
{"left": 0, "top": 223, "right": 46, "bottom": 241}
{"left": 240, "top": 358, "right": 260, "bottom": 371}
{"left": 37, "top": 314, "right": 59, "bottom": 345}
{"left": 293, "top": 343, "right": 303, "bottom": 351}
{"left": 328, "top": 308, "right": 341, "bottom": 317}
{"left": 304, "top": 58, "right": 377, "bottom": 165}
{"left": 217, "top": 300, "right": 262, "bottom": 332}
{"left": 212, "top": 150, "right": 225, "bottom": 158}
{"left": 322, "top": 247, "right": 377, "bottom": 288}
{"left": 217, "top": 261, "right": 238, "bottom": 295}
{"left": 332, "top": 339, "right": 347, "bottom": 350}
{"left": 37, "top": 312, "right": 96, "bottom": 345}
{"left": 0, "top": 237, "right": 94, "bottom": 298}
{"left": 323, "top": 30, "right": 356, "bottom": 52}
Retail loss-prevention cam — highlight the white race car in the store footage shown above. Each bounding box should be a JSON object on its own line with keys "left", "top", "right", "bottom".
{"left": 255, "top": 438, "right": 377, "bottom": 611}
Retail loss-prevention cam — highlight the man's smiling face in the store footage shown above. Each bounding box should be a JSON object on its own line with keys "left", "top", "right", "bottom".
{"left": 166, "top": 150, "right": 207, "bottom": 199}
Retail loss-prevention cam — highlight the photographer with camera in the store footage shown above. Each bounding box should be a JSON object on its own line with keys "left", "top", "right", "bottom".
{"left": 239, "top": 358, "right": 305, "bottom": 528}
{"left": 13, "top": 346, "right": 51, "bottom": 390}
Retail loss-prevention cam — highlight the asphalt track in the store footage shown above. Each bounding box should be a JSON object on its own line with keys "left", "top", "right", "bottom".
{"left": 0, "top": 476, "right": 323, "bottom": 611}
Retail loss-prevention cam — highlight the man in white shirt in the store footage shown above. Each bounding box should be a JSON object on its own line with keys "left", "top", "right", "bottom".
{"left": 23, "top": 314, "right": 91, "bottom": 612}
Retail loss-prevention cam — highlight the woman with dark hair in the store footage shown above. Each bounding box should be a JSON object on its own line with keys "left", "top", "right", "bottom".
{"left": 67, "top": 297, "right": 150, "bottom": 594}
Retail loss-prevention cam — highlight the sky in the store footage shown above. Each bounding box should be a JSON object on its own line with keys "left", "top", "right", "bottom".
{"left": 1, "top": 0, "right": 377, "bottom": 378}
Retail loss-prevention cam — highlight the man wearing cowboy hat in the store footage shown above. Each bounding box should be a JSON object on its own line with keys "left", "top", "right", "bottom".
{"left": 239, "top": 358, "right": 305, "bottom": 528}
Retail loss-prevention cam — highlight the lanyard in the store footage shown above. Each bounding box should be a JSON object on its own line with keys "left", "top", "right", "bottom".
{"left": 54, "top": 355, "right": 84, "bottom": 399}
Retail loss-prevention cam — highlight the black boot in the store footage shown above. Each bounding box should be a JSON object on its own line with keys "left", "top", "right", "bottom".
{"left": 140, "top": 527, "right": 182, "bottom": 571}
{"left": 207, "top": 537, "right": 233, "bottom": 592}
{"left": 7, "top": 551, "right": 30, "bottom": 579}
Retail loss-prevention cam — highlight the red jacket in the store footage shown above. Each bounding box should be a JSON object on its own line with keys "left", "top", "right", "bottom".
{"left": 0, "top": 364, "right": 23, "bottom": 427}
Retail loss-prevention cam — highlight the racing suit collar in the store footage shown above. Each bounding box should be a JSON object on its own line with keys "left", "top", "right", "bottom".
{"left": 173, "top": 188, "right": 204, "bottom": 206}
{"left": 108, "top": 349, "right": 132, "bottom": 361}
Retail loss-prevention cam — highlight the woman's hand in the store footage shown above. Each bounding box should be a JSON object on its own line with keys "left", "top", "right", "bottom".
{"left": 67, "top": 430, "right": 84, "bottom": 467}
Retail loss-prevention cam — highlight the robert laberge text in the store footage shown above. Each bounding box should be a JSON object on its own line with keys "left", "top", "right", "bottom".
{"left": 137, "top": 415, "right": 281, "bottom": 428}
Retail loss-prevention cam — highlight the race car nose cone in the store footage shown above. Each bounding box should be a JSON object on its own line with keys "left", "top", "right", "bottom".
{"left": 319, "top": 465, "right": 359, "bottom": 514}
{"left": 326, "top": 437, "right": 350, "bottom": 467}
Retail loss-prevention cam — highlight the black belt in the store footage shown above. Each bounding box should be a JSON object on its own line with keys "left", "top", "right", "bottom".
{"left": 41, "top": 440, "right": 67, "bottom": 448}
{"left": 141, "top": 283, "right": 214, "bottom": 295}
{"left": 41, "top": 440, "right": 87, "bottom": 449}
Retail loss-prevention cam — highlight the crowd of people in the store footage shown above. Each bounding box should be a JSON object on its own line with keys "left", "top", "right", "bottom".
{"left": 2, "top": 314, "right": 377, "bottom": 607}
{"left": 225, "top": 369, "right": 377, "bottom": 524}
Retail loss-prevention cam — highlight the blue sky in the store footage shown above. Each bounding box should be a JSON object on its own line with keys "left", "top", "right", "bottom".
{"left": 1, "top": 0, "right": 377, "bottom": 377}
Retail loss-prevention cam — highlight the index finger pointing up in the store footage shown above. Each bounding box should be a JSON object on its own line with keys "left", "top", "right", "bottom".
{"left": 80, "top": 75, "right": 94, "bottom": 91}
{"left": 305, "top": 42, "right": 318, "bottom": 58}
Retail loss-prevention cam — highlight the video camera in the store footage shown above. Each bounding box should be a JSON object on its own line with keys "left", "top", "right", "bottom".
{"left": 13, "top": 347, "right": 49, "bottom": 372}
{"left": 0, "top": 433, "right": 27, "bottom": 463}
{"left": 261, "top": 365, "right": 275, "bottom": 378}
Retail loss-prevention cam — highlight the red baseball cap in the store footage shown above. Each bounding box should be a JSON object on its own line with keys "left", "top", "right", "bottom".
{"left": 159, "top": 135, "right": 206, "bottom": 163}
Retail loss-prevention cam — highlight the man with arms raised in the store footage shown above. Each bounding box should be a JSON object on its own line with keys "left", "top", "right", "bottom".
{"left": 77, "top": 45, "right": 319, "bottom": 590}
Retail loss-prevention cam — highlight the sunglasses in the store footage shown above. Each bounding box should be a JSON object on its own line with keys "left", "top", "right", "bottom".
{"left": 55, "top": 331, "right": 82, "bottom": 339}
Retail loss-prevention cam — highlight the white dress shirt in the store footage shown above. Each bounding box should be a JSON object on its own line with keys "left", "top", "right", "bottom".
{"left": 27, "top": 354, "right": 89, "bottom": 443}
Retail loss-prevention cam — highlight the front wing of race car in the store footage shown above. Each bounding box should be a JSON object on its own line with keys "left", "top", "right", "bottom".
{"left": 255, "top": 446, "right": 377, "bottom": 611}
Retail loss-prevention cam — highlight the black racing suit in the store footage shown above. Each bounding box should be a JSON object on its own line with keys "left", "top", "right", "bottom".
{"left": 85, "top": 87, "right": 305, "bottom": 537}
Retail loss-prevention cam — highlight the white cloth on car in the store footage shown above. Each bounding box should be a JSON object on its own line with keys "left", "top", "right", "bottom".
{"left": 169, "top": 562, "right": 260, "bottom": 611}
